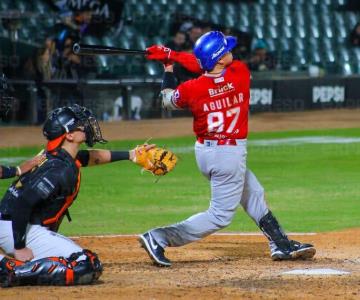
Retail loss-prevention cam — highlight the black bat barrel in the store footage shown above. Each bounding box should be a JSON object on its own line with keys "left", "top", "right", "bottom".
{"left": 72, "top": 43, "right": 146, "bottom": 55}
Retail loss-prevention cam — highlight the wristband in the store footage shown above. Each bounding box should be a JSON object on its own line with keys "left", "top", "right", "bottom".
{"left": 1, "top": 166, "right": 17, "bottom": 179}
{"left": 110, "top": 151, "right": 130, "bottom": 162}
{"left": 161, "top": 71, "right": 177, "bottom": 90}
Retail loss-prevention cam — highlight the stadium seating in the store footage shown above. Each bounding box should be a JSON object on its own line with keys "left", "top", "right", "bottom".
{"left": 0, "top": 0, "right": 359, "bottom": 76}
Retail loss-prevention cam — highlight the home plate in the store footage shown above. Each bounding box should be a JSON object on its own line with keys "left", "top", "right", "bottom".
{"left": 282, "top": 268, "right": 350, "bottom": 276}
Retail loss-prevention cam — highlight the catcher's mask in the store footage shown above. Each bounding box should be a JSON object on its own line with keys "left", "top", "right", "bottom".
{"left": 43, "top": 104, "right": 107, "bottom": 151}
{"left": 0, "top": 73, "right": 13, "bottom": 119}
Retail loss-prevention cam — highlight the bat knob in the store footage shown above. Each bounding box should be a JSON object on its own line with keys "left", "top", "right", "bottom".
{"left": 73, "top": 43, "right": 81, "bottom": 54}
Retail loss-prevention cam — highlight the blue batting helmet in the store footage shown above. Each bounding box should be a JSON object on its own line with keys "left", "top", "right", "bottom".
{"left": 193, "top": 31, "right": 237, "bottom": 71}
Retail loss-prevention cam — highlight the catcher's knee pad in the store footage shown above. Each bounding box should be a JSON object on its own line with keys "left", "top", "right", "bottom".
{"left": 0, "top": 249, "right": 102, "bottom": 287}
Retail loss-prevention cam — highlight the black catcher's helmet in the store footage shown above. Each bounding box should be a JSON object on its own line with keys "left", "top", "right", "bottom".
{"left": 0, "top": 73, "right": 13, "bottom": 120}
{"left": 43, "top": 104, "right": 107, "bottom": 151}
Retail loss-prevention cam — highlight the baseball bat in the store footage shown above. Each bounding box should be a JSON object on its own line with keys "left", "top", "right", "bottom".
{"left": 73, "top": 43, "right": 146, "bottom": 56}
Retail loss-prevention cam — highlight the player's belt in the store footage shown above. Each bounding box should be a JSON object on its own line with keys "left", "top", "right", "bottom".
{"left": 197, "top": 137, "right": 238, "bottom": 146}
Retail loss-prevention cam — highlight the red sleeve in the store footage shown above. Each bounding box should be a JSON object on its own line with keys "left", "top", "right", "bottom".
{"left": 172, "top": 81, "right": 193, "bottom": 109}
{"left": 170, "top": 51, "right": 203, "bottom": 74}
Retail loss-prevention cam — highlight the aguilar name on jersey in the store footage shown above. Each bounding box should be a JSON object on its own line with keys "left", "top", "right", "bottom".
{"left": 172, "top": 60, "right": 250, "bottom": 140}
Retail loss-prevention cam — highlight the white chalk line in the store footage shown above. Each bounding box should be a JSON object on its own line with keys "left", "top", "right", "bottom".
{"left": 173, "top": 136, "right": 360, "bottom": 153}
{"left": 0, "top": 156, "right": 30, "bottom": 164}
{"left": 250, "top": 136, "right": 360, "bottom": 146}
{"left": 70, "top": 232, "right": 316, "bottom": 239}
{"left": 1, "top": 136, "right": 359, "bottom": 161}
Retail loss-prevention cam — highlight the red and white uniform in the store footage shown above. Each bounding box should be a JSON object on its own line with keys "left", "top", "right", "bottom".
{"left": 172, "top": 61, "right": 250, "bottom": 140}
{"left": 150, "top": 57, "right": 269, "bottom": 249}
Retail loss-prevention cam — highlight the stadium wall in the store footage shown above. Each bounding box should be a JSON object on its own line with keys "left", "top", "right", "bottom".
{"left": 5, "top": 76, "right": 360, "bottom": 124}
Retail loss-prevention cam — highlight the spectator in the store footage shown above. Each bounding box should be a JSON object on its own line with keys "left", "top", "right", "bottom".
{"left": 350, "top": 22, "right": 360, "bottom": 46}
{"left": 179, "top": 21, "right": 193, "bottom": 34}
{"left": 73, "top": 9, "right": 93, "bottom": 37}
{"left": 53, "top": 10, "right": 79, "bottom": 47}
{"left": 166, "top": 31, "right": 186, "bottom": 51}
{"left": 113, "top": 95, "right": 143, "bottom": 121}
{"left": 173, "top": 41, "right": 197, "bottom": 83}
{"left": 60, "top": 11, "right": 78, "bottom": 32}
{"left": 58, "top": 36, "right": 81, "bottom": 79}
{"left": 45, "top": 37, "right": 61, "bottom": 77}
{"left": 247, "top": 39, "right": 276, "bottom": 71}
{"left": 201, "top": 22, "right": 212, "bottom": 34}
{"left": 53, "top": 9, "right": 92, "bottom": 51}
{"left": 188, "top": 24, "right": 203, "bottom": 47}
{"left": 223, "top": 28, "right": 252, "bottom": 60}
{"left": 23, "top": 47, "right": 53, "bottom": 124}
{"left": 175, "top": 20, "right": 206, "bottom": 47}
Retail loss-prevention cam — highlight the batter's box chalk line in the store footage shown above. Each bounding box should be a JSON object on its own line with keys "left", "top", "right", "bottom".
{"left": 282, "top": 268, "right": 350, "bottom": 276}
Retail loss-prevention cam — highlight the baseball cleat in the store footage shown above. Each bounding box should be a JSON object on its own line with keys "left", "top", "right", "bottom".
{"left": 270, "top": 240, "right": 316, "bottom": 261}
{"left": 138, "top": 232, "right": 171, "bottom": 267}
{"left": 288, "top": 240, "right": 316, "bottom": 260}
{"left": 271, "top": 247, "right": 292, "bottom": 261}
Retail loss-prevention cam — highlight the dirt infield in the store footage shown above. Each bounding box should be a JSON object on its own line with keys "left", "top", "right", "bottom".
{"left": 0, "top": 108, "right": 359, "bottom": 148}
{"left": 1, "top": 230, "right": 360, "bottom": 299}
{"left": 1, "top": 109, "right": 360, "bottom": 299}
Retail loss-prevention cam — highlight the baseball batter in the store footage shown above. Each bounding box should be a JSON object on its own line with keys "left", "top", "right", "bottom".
{"left": 0, "top": 104, "right": 152, "bottom": 287}
{"left": 139, "top": 31, "right": 316, "bottom": 266}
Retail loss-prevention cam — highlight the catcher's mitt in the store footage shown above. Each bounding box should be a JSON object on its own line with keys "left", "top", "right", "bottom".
{"left": 132, "top": 144, "right": 178, "bottom": 176}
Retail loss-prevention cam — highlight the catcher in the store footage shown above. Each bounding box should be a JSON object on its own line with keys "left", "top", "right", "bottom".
{"left": 0, "top": 104, "right": 176, "bottom": 287}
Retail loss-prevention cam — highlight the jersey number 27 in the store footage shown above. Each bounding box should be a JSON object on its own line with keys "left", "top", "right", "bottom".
{"left": 207, "top": 107, "right": 240, "bottom": 134}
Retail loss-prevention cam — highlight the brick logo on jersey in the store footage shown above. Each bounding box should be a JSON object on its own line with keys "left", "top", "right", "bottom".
{"left": 208, "top": 82, "right": 235, "bottom": 97}
{"left": 312, "top": 86, "right": 345, "bottom": 103}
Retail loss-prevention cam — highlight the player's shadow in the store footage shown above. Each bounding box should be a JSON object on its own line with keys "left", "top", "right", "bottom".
{"left": 91, "top": 280, "right": 105, "bottom": 285}
{"left": 176, "top": 241, "right": 268, "bottom": 265}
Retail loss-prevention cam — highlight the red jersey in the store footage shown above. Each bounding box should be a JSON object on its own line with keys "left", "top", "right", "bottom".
{"left": 172, "top": 60, "right": 250, "bottom": 140}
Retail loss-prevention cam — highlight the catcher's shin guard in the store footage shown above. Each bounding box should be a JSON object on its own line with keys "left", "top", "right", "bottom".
{"left": 0, "top": 249, "right": 102, "bottom": 287}
{"left": 68, "top": 249, "right": 103, "bottom": 285}
{"left": 258, "top": 210, "right": 291, "bottom": 251}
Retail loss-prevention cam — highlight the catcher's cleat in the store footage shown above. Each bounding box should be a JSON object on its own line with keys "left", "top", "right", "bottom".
{"left": 270, "top": 240, "right": 316, "bottom": 261}
{"left": 139, "top": 232, "right": 171, "bottom": 267}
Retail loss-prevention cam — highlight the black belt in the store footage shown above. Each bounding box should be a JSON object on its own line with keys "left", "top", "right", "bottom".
{"left": 0, "top": 214, "right": 12, "bottom": 221}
